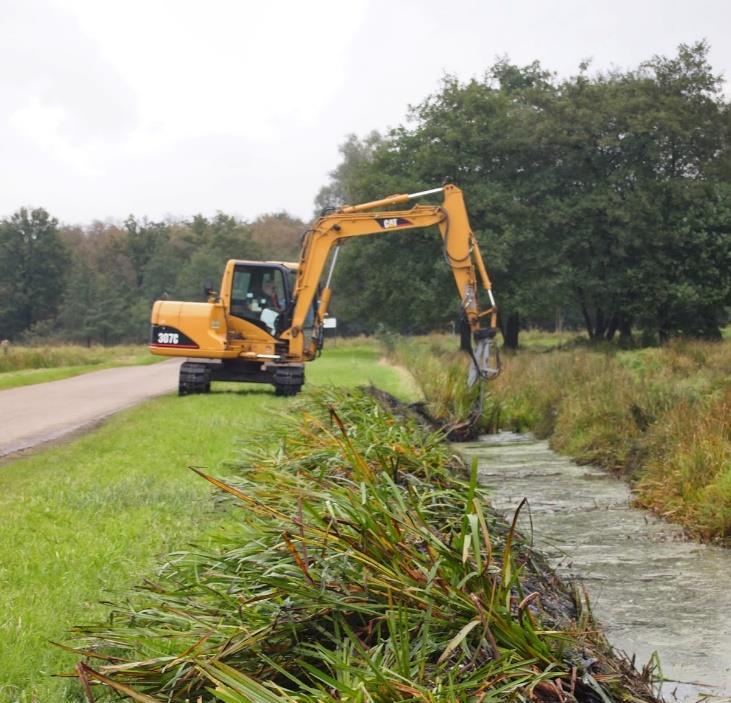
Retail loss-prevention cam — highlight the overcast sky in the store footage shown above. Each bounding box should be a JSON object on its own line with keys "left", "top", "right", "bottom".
{"left": 1, "top": 0, "right": 729, "bottom": 226}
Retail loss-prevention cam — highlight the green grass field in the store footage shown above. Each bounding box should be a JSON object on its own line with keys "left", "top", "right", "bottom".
{"left": 0, "top": 343, "right": 416, "bottom": 702}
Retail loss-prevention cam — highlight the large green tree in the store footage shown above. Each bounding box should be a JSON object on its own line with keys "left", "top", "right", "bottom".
{"left": 547, "top": 41, "right": 731, "bottom": 341}
{"left": 318, "top": 61, "right": 564, "bottom": 344}
{"left": 317, "top": 42, "right": 731, "bottom": 345}
{"left": 0, "top": 208, "right": 68, "bottom": 340}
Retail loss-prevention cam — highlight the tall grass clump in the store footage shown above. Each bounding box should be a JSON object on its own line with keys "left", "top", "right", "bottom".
{"left": 395, "top": 335, "right": 731, "bottom": 542}
{"left": 635, "top": 387, "right": 731, "bottom": 540}
{"left": 68, "top": 388, "right": 656, "bottom": 702}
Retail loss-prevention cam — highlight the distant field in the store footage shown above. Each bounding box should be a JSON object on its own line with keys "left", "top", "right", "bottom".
{"left": 516, "top": 327, "right": 583, "bottom": 350}
{"left": 0, "top": 342, "right": 415, "bottom": 703}
{"left": 0, "top": 345, "right": 160, "bottom": 390}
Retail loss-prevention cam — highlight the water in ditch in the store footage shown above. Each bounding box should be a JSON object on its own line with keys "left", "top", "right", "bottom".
{"left": 458, "top": 433, "right": 731, "bottom": 702}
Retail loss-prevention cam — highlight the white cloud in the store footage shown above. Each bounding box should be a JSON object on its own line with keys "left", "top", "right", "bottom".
{"left": 9, "top": 97, "right": 100, "bottom": 175}
{"left": 55, "top": 0, "right": 367, "bottom": 143}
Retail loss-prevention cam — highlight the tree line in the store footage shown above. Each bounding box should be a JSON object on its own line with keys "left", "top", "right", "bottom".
{"left": 0, "top": 41, "right": 729, "bottom": 348}
{"left": 0, "top": 209, "right": 304, "bottom": 344}
{"left": 318, "top": 41, "right": 731, "bottom": 347}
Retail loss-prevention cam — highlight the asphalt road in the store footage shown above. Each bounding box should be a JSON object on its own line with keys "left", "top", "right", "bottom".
{"left": 0, "top": 360, "right": 181, "bottom": 459}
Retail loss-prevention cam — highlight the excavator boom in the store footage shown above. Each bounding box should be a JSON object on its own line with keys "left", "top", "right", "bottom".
{"left": 283, "top": 184, "right": 499, "bottom": 380}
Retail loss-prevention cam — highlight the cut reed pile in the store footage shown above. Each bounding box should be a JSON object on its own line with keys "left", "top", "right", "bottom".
{"left": 395, "top": 336, "right": 731, "bottom": 542}
{"left": 68, "top": 388, "right": 657, "bottom": 702}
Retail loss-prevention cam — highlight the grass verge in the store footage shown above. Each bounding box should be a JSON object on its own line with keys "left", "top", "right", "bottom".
{"left": 70, "top": 387, "right": 657, "bottom": 702}
{"left": 0, "top": 342, "right": 413, "bottom": 702}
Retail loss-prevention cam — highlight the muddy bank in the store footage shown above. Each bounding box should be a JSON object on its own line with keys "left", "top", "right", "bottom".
{"left": 365, "top": 385, "right": 483, "bottom": 440}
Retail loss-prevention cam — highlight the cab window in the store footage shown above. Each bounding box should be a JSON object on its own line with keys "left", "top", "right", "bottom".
{"left": 230, "top": 265, "right": 287, "bottom": 333}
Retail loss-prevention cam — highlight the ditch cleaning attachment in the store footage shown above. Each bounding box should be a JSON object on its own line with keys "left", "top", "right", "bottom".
{"left": 468, "top": 329, "right": 501, "bottom": 386}
{"left": 460, "top": 305, "right": 501, "bottom": 388}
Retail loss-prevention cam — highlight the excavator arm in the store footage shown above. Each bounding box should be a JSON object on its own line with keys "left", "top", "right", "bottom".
{"left": 281, "top": 184, "right": 500, "bottom": 382}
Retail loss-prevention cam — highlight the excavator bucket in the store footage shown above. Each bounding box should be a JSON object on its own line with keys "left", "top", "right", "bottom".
{"left": 467, "top": 335, "right": 501, "bottom": 387}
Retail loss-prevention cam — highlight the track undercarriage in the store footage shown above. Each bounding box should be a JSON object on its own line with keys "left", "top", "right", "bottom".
{"left": 178, "top": 360, "right": 304, "bottom": 397}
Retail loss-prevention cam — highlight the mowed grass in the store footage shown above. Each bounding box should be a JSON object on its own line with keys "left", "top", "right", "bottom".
{"left": 0, "top": 342, "right": 414, "bottom": 703}
{"left": 0, "top": 345, "right": 160, "bottom": 391}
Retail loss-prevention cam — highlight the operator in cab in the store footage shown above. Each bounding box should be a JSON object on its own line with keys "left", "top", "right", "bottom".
{"left": 262, "top": 276, "right": 285, "bottom": 311}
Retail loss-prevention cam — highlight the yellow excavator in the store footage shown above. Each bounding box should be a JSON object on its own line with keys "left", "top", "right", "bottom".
{"left": 149, "top": 184, "right": 499, "bottom": 395}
